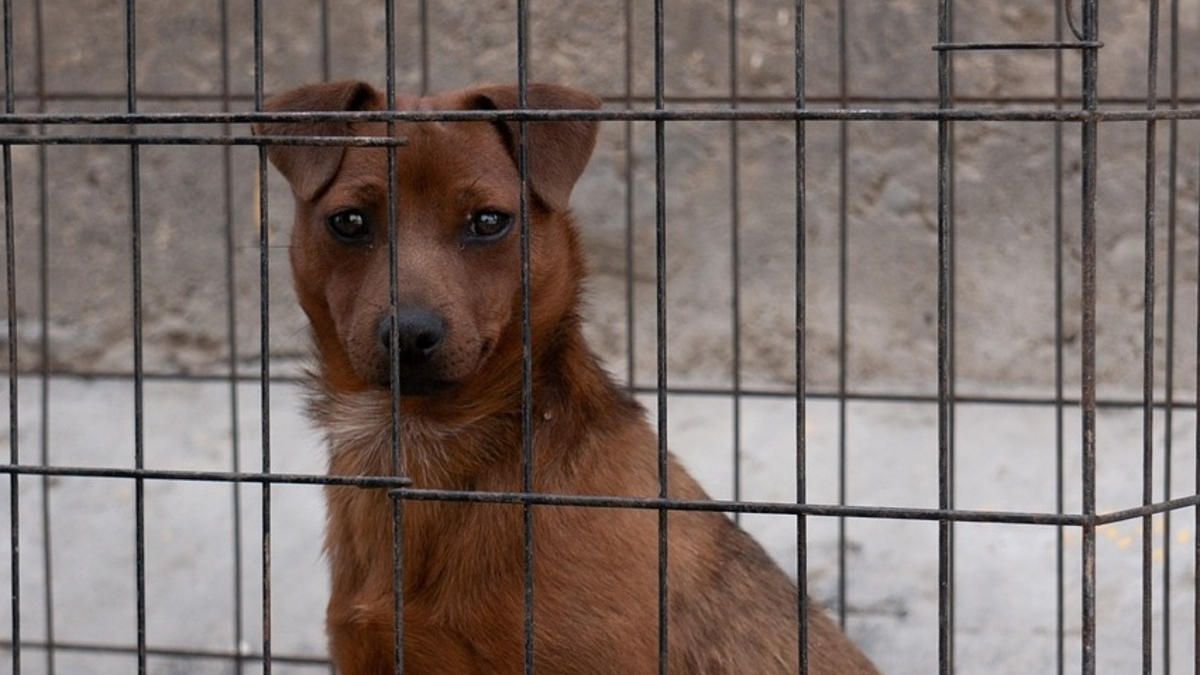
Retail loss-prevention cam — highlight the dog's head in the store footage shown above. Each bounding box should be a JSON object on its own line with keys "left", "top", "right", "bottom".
{"left": 254, "top": 81, "right": 601, "bottom": 407}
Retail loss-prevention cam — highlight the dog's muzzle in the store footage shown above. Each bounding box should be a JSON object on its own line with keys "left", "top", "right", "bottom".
{"left": 376, "top": 308, "right": 454, "bottom": 396}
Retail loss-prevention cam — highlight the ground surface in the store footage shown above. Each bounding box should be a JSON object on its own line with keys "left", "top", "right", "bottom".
{"left": 0, "top": 376, "right": 1194, "bottom": 674}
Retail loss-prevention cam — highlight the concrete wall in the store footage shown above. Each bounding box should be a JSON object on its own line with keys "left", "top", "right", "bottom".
{"left": 3, "top": 0, "right": 1198, "bottom": 398}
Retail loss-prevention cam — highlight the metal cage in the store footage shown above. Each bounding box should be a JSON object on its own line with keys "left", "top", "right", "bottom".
{"left": 1, "top": 1, "right": 1197, "bottom": 674}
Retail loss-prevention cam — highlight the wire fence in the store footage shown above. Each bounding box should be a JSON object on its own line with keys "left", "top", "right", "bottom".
{"left": 1, "top": 0, "right": 1198, "bottom": 674}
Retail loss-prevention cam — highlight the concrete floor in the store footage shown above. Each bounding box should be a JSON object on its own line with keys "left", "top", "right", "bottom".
{"left": 0, "top": 375, "right": 1195, "bottom": 674}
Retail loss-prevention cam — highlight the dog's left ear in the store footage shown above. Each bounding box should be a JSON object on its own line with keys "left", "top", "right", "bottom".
{"left": 466, "top": 84, "right": 602, "bottom": 211}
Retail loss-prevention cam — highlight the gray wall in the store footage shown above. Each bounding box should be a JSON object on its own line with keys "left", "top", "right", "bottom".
{"left": 3, "top": 0, "right": 1198, "bottom": 401}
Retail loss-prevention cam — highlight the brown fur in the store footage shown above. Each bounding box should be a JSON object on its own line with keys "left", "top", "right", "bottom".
{"left": 255, "top": 80, "right": 882, "bottom": 675}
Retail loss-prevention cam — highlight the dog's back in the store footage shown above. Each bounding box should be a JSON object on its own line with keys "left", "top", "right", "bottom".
{"left": 520, "top": 391, "right": 881, "bottom": 675}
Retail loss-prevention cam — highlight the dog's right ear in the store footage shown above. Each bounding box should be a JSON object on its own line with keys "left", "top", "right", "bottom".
{"left": 252, "top": 80, "right": 384, "bottom": 201}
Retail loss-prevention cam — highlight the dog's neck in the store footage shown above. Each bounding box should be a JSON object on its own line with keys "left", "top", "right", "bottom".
{"left": 309, "top": 315, "right": 632, "bottom": 488}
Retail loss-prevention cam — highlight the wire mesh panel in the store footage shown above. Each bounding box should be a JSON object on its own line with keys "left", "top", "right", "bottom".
{"left": 0, "top": 1, "right": 1197, "bottom": 674}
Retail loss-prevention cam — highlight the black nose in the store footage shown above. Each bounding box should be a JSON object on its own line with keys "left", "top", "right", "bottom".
{"left": 378, "top": 308, "right": 445, "bottom": 364}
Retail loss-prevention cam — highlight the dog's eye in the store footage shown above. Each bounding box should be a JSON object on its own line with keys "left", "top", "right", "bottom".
{"left": 327, "top": 209, "right": 371, "bottom": 244}
{"left": 466, "top": 209, "right": 513, "bottom": 241}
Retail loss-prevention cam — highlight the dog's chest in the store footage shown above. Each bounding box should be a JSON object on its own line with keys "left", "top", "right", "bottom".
{"left": 314, "top": 390, "right": 473, "bottom": 477}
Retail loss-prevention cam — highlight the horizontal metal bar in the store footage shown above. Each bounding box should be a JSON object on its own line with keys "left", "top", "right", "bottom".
{"left": 639, "top": 385, "right": 1200, "bottom": 413}
{"left": 0, "top": 463, "right": 1191, "bottom": 525}
{"left": 388, "top": 487, "right": 1194, "bottom": 527}
{"left": 0, "top": 463, "right": 411, "bottom": 488}
{"left": 4, "top": 368, "right": 1198, "bottom": 412}
{"left": 1095, "top": 494, "right": 1200, "bottom": 525}
{"left": 255, "top": 134, "right": 409, "bottom": 146}
{"left": 2, "top": 106, "right": 1200, "bottom": 129}
{"left": 0, "top": 639, "right": 329, "bottom": 667}
{"left": 8, "top": 90, "right": 1200, "bottom": 109}
{"left": 0, "top": 134, "right": 409, "bottom": 147}
{"left": 933, "top": 41, "right": 1102, "bottom": 51}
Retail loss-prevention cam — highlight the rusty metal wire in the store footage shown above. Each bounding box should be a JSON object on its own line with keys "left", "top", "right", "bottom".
{"left": 1, "top": 0, "right": 1195, "bottom": 673}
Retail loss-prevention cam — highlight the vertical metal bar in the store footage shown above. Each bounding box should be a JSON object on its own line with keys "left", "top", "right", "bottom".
{"left": 1194, "top": 138, "right": 1199, "bottom": 675}
{"left": 1052, "top": 5, "right": 1067, "bottom": 675}
{"left": 2, "top": 169, "right": 14, "bottom": 675}
{"left": 1078, "top": 3, "right": 1100, "bottom": 674}
{"left": 622, "top": 0, "right": 636, "bottom": 390}
{"left": 217, "top": 0, "right": 245, "bottom": 671}
{"left": 318, "top": 0, "right": 331, "bottom": 82}
{"left": 385, "top": 0, "right": 396, "bottom": 99}
{"left": 379, "top": 0, "right": 404, "bottom": 671}
{"left": 834, "top": 0, "right": 849, "bottom": 630}
{"left": 2, "top": 0, "right": 19, "bottom": 670}
{"left": 1161, "top": 2, "right": 1180, "bottom": 673}
{"left": 516, "top": 3, "right": 535, "bottom": 675}
{"left": 653, "top": 0, "right": 668, "bottom": 672}
{"left": 123, "top": 1, "right": 148, "bottom": 672}
{"left": 258, "top": 190, "right": 273, "bottom": 675}
{"left": 31, "top": 0, "right": 53, "bottom": 670}
{"left": 383, "top": 1, "right": 404, "bottom": 673}
{"left": 252, "top": 0, "right": 272, "bottom": 672}
{"left": 935, "top": 2, "right": 956, "bottom": 673}
{"left": 417, "top": 0, "right": 429, "bottom": 95}
{"left": 726, "top": 0, "right": 742, "bottom": 525}
{"left": 1140, "top": 3, "right": 1160, "bottom": 674}
{"left": 389, "top": 79, "right": 407, "bottom": 675}
{"left": 793, "top": 2, "right": 808, "bottom": 672}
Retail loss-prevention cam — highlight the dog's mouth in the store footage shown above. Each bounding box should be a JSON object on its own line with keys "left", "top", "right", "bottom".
{"left": 374, "top": 366, "right": 459, "bottom": 397}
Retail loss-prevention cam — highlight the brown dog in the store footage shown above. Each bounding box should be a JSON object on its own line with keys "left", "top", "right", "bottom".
{"left": 255, "top": 81, "right": 880, "bottom": 675}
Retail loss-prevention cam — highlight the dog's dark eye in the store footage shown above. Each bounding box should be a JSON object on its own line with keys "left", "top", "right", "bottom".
{"left": 466, "top": 209, "right": 513, "bottom": 242}
{"left": 327, "top": 209, "right": 371, "bottom": 244}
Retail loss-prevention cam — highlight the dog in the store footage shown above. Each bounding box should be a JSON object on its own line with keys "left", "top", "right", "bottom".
{"left": 254, "top": 80, "right": 881, "bottom": 675}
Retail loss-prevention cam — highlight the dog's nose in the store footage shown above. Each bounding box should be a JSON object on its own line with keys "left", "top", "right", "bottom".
{"left": 378, "top": 309, "right": 445, "bottom": 363}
